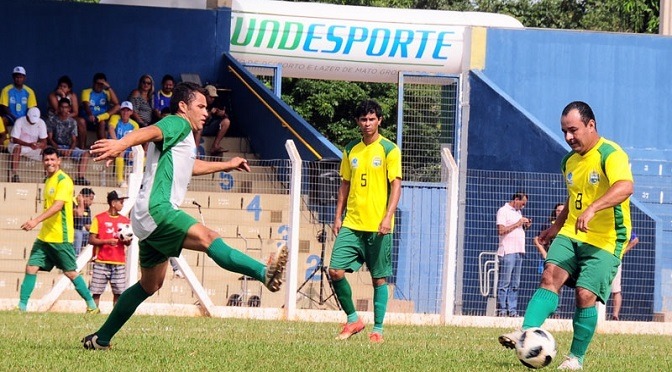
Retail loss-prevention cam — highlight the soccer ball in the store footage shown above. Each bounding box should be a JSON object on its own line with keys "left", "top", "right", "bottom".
{"left": 117, "top": 223, "right": 134, "bottom": 242}
{"left": 515, "top": 328, "right": 557, "bottom": 369}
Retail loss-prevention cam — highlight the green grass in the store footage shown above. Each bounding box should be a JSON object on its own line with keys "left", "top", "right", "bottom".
{"left": 1, "top": 311, "right": 671, "bottom": 371}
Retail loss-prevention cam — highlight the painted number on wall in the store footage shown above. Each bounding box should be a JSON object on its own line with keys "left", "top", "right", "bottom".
{"left": 277, "top": 224, "right": 288, "bottom": 240}
{"left": 305, "top": 254, "right": 321, "bottom": 281}
{"left": 246, "top": 194, "right": 261, "bottom": 221}
{"left": 219, "top": 172, "right": 234, "bottom": 190}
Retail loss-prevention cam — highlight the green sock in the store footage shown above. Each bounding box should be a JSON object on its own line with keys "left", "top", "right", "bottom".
{"left": 72, "top": 275, "right": 97, "bottom": 309}
{"left": 332, "top": 277, "right": 357, "bottom": 321}
{"left": 19, "top": 273, "right": 37, "bottom": 310}
{"left": 373, "top": 283, "right": 388, "bottom": 333}
{"left": 569, "top": 306, "right": 597, "bottom": 365}
{"left": 96, "top": 282, "right": 150, "bottom": 345}
{"left": 522, "top": 288, "right": 559, "bottom": 329}
{"left": 206, "top": 238, "right": 265, "bottom": 282}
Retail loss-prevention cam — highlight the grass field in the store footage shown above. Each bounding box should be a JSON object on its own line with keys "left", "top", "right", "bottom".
{"left": 1, "top": 311, "right": 671, "bottom": 371}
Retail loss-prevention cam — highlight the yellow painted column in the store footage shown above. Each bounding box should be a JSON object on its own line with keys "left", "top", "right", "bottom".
{"left": 469, "top": 27, "right": 488, "bottom": 70}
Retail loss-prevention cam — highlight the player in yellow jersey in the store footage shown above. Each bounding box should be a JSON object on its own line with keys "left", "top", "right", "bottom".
{"left": 499, "top": 101, "right": 633, "bottom": 370}
{"left": 329, "top": 99, "right": 402, "bottom": 343}
{"left": 17, "top": 147, "right": 99, "bottom": 313}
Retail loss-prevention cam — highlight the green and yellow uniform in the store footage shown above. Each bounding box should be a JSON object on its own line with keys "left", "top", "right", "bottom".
{"left": 20, "top": 167, "right": 96, "bottom": 312}
{"left": 340, "top": 135, "right": 402, "bottom": 232}
{"left": 27, "top": 169, "right": 77, "bottom": 272}
{"left": 545, "top": 137, "right": 632, "bottom": 303}
{"left": 330, "top": 132, "right": 402, "bottom": 337}
{"left": 331, "top": 135, "right": 401, "bottom": 276}
{"left": 559, "top": 137, "right": 632, "bottom": 257}
{"left": 38, "top": 169, "right": 75, "bottom": 243}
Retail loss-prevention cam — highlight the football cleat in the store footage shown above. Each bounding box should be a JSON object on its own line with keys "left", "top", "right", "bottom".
{"left": 264, "top": 244, "right": 288, "bottom": 292}
{"left": 498, "top": 329, "right": 523, "bottom": 349}
{"left": 335, "top": 318, "right": 365, "bottom": 340}
{"left": 81, "top": 334, "right": 110, "bottom": 350}
{"left": 557, "top": 355, "right": 583, "bottom": 370}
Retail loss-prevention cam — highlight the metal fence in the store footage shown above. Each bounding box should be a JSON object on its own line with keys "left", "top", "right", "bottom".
{"left": 398, "top": 73, "right": 459, "bottom": 182}
{"left": 0, "top": 148, "right": 665, "bottom": 324}
{"left": 461, "top": 169, "right": 658, "bottom": 321}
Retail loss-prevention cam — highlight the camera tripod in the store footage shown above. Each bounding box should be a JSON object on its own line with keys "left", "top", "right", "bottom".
{"left": 296, "top": 224, "right": 341, "bottom": 309}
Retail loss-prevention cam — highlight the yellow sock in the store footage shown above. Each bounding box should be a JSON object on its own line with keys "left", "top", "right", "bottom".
{"left": 115, "top": 157, "right": 125, "bottom": 184}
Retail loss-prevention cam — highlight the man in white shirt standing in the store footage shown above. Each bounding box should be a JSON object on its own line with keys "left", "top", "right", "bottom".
{"left": 496, "top": 192, "right": 531, "bottom": 317}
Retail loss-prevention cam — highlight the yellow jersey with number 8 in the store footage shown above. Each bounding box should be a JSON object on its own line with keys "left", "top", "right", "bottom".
{"left": 559, "top": 137, "right": 632, "bottom": 257}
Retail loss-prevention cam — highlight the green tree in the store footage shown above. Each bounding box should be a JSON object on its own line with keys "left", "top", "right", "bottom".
{"left": 474, "top": 0, "right": 659, "bottom": 33}
{"left": 281, "top": 79, "right": 398, "bottom": 147}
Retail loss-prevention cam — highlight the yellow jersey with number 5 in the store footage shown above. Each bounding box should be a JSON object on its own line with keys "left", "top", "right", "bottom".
{"left": 559, "top": 137, "right": 632, "bottom": 257}
{"left": 340, "top": 135, "right": 402, "bottom": 232}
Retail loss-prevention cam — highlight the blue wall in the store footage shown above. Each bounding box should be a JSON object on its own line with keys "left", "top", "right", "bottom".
{"left": 468, "top": 71, "right": 567, "bottom": 172}
{"left": 483, "top": 28, "right": 672, "bottom": 153}
{"left": 0, "top": 0, "right": 228, "bottom": 116}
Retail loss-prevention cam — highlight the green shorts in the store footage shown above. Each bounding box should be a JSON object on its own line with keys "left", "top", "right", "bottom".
{"left": 329, "top": 227, "right": 392, "bottom": 279}
{"left": 139, "top": 210, "right": 198, "bottom": 268}
{"left": 546, "top": 235, "right": 621, "bottom": 303}
{"left": 27, "top": 239, "right": 78, "bottom": 272}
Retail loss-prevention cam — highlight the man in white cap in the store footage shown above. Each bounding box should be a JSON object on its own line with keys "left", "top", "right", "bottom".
{"left": 1, "top": 66, "right": 37, "bottom": 130}
{"left": 8, "top": 107, "right": 48, "bottom": 182}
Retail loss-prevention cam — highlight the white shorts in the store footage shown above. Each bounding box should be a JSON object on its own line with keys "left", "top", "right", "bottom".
{"left": 8, "top": 143, "right": 43, "bottom": 161}
{"left": 611, "top": 264, "right": 622, "bottom": 293}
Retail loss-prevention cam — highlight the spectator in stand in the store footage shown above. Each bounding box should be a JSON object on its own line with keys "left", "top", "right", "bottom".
{"left": 128, "top": 74, "right": 154, "bottom": 127}
{"left": 47, "top": 98, "right": 91, "bottom": 186}
{"left": 87, "top": 190, "right": 131, "bottom": 307}
{"left": 74, "top": 188, "right": 95, "bottom": 256}
{"left": 47, "top": 75, "right": 79, "bottom": 121}
{"left": 108, "top": 101, "right": 139, "bottom": 187}
{"left": 1, "top": 66, "right": 37, "bottom": 128}
{"left": 152, "top": 74, "right": 174, "bottom": 122}
{"left": 8, "top": 107, "right": 47, "bottom": 183}
{"left": 209, "top": 104, "right": 231, "bottom": 156}
{"left": 78, "top": 72, "right": 120, "bottom": 146}
{"left": 193, "top": 85, "right": 229, "bottom": 157}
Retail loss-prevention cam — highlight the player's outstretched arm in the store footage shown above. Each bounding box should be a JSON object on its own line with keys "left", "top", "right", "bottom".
{"left": 21, "top": 200, "right": 65, "bottom": 231}
{"left": 90, "top": 125, "right": 163, "bottom": 163}
{"left": 192, "top": 157, "right": 250, "bottom": 176}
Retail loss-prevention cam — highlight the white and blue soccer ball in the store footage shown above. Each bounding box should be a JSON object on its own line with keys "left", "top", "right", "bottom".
{"left": 515, "top": 327, "right": 557, "bottom": 369}
{"left": 117, "top": 223, "right": 134, "bottom": 242}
